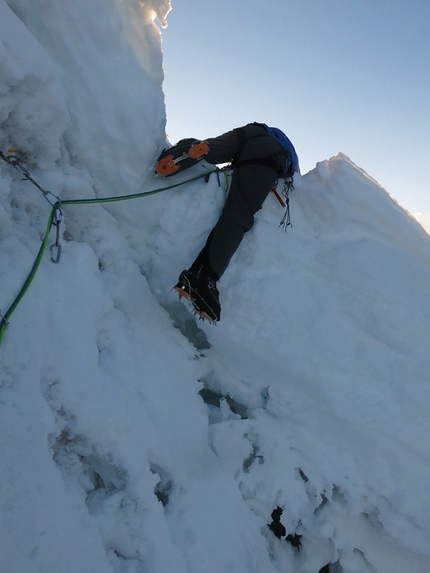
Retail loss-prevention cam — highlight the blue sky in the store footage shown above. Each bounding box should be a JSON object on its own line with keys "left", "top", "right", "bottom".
{"left": 160, "top": 0, "right": 430, "bottom": 223}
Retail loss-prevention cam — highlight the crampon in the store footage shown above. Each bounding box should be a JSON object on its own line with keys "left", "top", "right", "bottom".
{"left": 155, "top": 139, "right": 210, "bottom": 177}
{"left": 174, "top": 270, "right": 220, "bottom": 323}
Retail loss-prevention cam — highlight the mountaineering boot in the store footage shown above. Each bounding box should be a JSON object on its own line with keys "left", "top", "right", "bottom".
{"left": 174, "top": 269, "right": 221, "bottom": 322}
{"left": 155, "top": 140, "right": 210, "bottom": 177}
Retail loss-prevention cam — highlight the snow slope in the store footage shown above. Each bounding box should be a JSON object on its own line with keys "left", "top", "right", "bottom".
{"left": 1, "top": 1, "right": 430, "bottom": 572}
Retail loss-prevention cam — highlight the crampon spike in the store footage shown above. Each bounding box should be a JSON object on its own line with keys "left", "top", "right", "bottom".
{"left": 174, "top": 285, "right": 215, "bottom": 324}
{"left": 192, "top": 307, "right": 216, "bottom": 323}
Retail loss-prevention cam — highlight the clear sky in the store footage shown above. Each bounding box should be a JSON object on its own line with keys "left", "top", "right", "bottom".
{"left": 159, "top": 0, "right": 430, "bottom": 224}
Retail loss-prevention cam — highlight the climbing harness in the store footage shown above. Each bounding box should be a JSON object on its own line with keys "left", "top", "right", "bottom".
{"left": 0, "top": 149, "right": 221, "bottom": 346}
{"left": 224, "top": 159, "right": 294, "bottom": 230}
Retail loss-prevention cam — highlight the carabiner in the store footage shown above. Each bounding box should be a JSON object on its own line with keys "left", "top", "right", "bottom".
{"left": 50, "top": 242, "right": 62, "bottom": 263}
{"left": 50, "top": 204, "right": 63, "bottom": 263}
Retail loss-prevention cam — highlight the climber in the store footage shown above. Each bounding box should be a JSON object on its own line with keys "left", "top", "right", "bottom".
{"left": 155, "top": 122, "right": 299, "bottom": 322}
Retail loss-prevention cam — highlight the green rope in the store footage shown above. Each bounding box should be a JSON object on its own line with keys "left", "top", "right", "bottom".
{"left": 0, "top": 169, "right": 217, "bottom": 347}
{"left": 0, "top": 206, "right": 55, "bottom": 346}
{"left": 61, "top": 170, "right": 213, "bottom": 206}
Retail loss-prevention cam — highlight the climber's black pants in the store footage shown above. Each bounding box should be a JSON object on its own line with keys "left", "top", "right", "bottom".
{"left": 189, "top": 123, "right": 287, "bottom": 280}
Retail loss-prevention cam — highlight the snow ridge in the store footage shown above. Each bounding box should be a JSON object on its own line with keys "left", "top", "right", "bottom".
{"left": 1, "top": 1, "right": 430, "bottom": 573}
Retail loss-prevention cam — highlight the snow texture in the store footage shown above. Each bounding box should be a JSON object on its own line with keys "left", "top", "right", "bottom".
{"left": 1, "top": 1, "right": 430, "bottom": 572}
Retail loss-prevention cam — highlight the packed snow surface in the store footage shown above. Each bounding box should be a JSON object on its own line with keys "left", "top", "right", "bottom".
{"left": 1, "top": 1, "right": 430, "bottom": 572}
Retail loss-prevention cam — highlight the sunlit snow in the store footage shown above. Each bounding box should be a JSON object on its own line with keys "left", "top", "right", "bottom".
{"left": 1, "top": 1, "right": 430, "bottom": 572}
